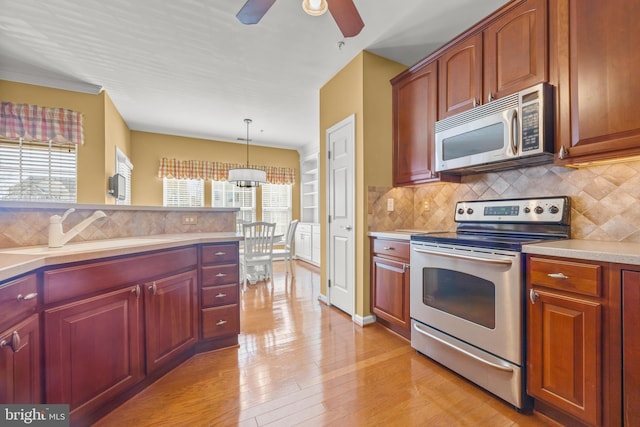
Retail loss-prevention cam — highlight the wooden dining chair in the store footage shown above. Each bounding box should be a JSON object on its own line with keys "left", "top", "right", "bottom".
{"left": 240, "top": 221, "right": 276, "bottom": 291}
{"left": 272, "top": 219, "right": 299, "bottom": 277}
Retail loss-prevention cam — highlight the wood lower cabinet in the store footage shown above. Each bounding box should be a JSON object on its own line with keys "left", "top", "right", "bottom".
{"left": 199, "top": 243, "right": 240, "bottom": 348}
{"left": 622, "top": 270, "right": 640, "bottom": 427}
{"left": 526, "top": 255, "right": 621, "bottom": 427}
{"left": 370, "top": 238, "right": 410, "bottom": 338}
{"left": 144, "top": 270, "right": 198, "bottom": 374}
{"left": 551, "top": 0, "right": 640, "bottom": 164}
{"left": 0, "top": 313, "right": 41, "bottom": 404}
{"left": 44, "top": 285, "right": 144, "bottom": 420}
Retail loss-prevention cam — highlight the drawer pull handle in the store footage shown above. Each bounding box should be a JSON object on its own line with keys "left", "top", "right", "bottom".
{"left": 529, "top": 289, "right": 539, "bottom": 305}
{"left": 149, "top": 282, "right": 157, "bottom": 296}
{"left": 548, "top": 272, "right": 569, "bottom": 279}
{"left": 215, "top": 293, "right": 227, "bottom": 298}
{"left": 17, "top": 292, "right": 38, "bottom": 301}
{"left": 215, "top": 252, "right": 226, "bottom": 256}
{"left": 215, "top": 273, "right": 227, "bottom": 277}
{"left": 132, "top": 285, "right": 141, "bottom": 298}
{"left": 0, "top": 331, "right": 21, "bottom": 353}
{"left": 383, "top": 246, "right": 394, "bottom": 251}
{"left": 216, "top": 320, "right": 228, "bottom": 326}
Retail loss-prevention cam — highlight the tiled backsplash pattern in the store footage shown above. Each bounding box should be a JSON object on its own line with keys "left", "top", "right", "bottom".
{"left": 369, "top": 160, "right": 640, "bottom": 242}
{"left": 0, "top": 207, "right": 235, "bottom": 248}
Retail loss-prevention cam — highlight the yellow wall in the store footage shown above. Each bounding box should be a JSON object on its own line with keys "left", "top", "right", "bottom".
{"left": 319, "top": 51, "right": 406, "bottom": 318}
{"left": 0, "top": 80, "right": 107, "bottom": 204}
{"left": 130, "top": 131, "right": 300, "bottom": 219}
{"left": 104, "top": 92, "right": 132, "bottom": 204}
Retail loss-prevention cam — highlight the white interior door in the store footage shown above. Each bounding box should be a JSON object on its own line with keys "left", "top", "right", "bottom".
{"left": 326, "top": 115, "right": 355, "bottom": 316}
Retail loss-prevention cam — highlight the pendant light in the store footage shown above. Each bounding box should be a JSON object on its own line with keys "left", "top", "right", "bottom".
{"left": 228, "top": 119, "right": 267, "bottom": 188}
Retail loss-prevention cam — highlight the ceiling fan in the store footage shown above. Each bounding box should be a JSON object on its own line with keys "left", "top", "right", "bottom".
{"left": 236, "top": 0, "right": 365, "bottom": 38}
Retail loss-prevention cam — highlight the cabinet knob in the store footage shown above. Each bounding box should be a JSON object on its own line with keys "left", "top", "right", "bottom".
{"left": 558, "top": 145, "right": 570, "bottom": 160}
{"left": 132, "top": 285, "right": 141, "bottom": 298}
{"left": 0, "top": 331, "right": 21, "bottom": 353}
{"left": 473, "top": 98, "right": 479, "bottom": 108}
{"left": 216, "top": 320, "right": 228, "bottom": 326}
{"left": 215, "top": 252, "right": 226, "bottom": 256}
{"left": 148, "top": 282, "right": 157, "bottom": 296}
{"left": 548, "top": 272, "right": 569, "bottom": 280}
{"left": 488, "top": 92, "right": 495, "bottom": 102}
{"left": 383, "top": 246, "right": 394, "bottom": 251}
{"left": 215, "top": 273, "right": 227, "bottom": 277}
{"left": 529, "top": 289, "right": 539, "bottom": 305}
{"left": 16, "top": 292, "right": 37, "bottom": 302}
{"left": 215, "top": 293, "right": 227, "bottom": 298}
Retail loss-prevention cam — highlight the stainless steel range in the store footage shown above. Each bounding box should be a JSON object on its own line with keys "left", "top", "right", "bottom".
{"left": 410, "top": 196, "right": 570, "bottom": 409}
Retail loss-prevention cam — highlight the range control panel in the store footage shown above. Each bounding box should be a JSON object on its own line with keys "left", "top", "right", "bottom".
{"left": 454, "top": 196, "right": 570, "bottom": 224}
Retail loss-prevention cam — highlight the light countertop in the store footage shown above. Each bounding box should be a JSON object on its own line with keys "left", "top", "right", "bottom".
{"left": 368, "top": 230, "right": 448, "bottom": 241}
{"left": 523, "top": 239, "right": 640, "bottom": 265}
{"left": 0, "top": 233, "right": 242, "bottom": 283}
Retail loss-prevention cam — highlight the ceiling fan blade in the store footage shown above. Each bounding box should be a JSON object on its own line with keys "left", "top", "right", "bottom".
{"left": 327, "top": 0, "right": 364, "bottom": 38}
{"left": 236, "top": 0, "right": 277, "bottom": 25}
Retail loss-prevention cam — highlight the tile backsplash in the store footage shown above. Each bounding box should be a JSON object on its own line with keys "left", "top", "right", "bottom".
{"left": 369, "top": 160, "right": 640, "bottom": 242}
{"left": 0, "top": 206, "right": 236, "bottom": 248}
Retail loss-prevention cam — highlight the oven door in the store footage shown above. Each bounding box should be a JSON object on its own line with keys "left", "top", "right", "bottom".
{"left": 410, "top": 242, "right": 522, "bottom": 365}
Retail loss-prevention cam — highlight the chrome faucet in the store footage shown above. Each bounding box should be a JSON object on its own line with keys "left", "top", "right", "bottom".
{"left": 48, "top": 208, "right": 107, "bottom": 248}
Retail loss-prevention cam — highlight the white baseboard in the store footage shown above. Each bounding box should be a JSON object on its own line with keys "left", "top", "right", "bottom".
{"left": 353, "top": 314, "right": 376, "bottom": 326}
{"left": 317, "top": 293, "right": 328, "bottom": 305}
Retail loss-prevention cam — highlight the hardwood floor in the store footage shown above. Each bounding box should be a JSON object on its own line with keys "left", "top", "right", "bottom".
{"left": 94, "top": 261, "right": 556, "bottom": 427}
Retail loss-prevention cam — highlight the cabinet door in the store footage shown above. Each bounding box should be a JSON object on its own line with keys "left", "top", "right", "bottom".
{"left": 144, "top": 270, "right": 198, "bottom": 374}
{"left": 44, "top": 286, "right": 144, "bottom": 418}
{"left": 371, "top": 256, "right": 410, "bottom": 330}
{"left": 295, "top": 229, "right": 312, "bottom": 261}
{"left": 392, "top": 61, "right": 438, "bottom": 186}
{"left": 484, "top": 0, "right": 547, "bottom": 101}
{"left": 552, "top": 0, "right": 640, "bottom": 164}
{"left": 438, "top": 33, "right": 483, "bottom": 119}
{"left": 0, "top": 313, "right": 41, "bottom": 404}
{"left": 623, "top": 270, "right": 640, "bottom": 427}
{"left": 527, "top": 288, "right": 602, "bottom": 426}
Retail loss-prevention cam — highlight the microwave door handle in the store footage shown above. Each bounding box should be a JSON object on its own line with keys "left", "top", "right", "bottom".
{"left": 413, "top": 247, "right": 513, "bottom": 265}
{"left": 508, "top": 109, "right": 518, "bottom": 155}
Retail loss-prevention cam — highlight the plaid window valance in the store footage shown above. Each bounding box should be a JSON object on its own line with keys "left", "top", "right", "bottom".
{"left": 158, "top": 157, "right": 296, "bottom": 185}
{"left": 0, "top": 102, "right": 84, "bottom": 145}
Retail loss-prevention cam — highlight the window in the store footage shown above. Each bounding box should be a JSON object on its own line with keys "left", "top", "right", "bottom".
{"left": 262, "top": 183, "right": 292, "bottom": 236}
{"left": 212, "top": 181, "right": 256, "bottom": 231}
{"left": 0, "top": 138, "right": 77, "bottom": 202}
{"left": 163, "top": 178, "right": 204, "bottom": 207}
{"left": 115, "top": 147, "right": 133, "bottom": 205}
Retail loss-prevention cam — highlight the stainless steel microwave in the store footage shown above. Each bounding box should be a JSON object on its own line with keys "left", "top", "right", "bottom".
{"left": 434, "top": 83, "right": 554, "bottom": 174}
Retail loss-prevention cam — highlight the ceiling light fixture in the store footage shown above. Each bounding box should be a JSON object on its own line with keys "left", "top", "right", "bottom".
{"left": 228, "top": 119, "right": 267, "bottom": 188}
{"left": 302, "top": 0, "right": 328, "bottom": 16}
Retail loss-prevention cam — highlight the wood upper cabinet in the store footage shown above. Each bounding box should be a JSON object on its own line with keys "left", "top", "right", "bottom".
{"left": 438, "top": 33, "right": 483, "bottom": 120}
{"left": 439, "top": 0, "right": 547, "bottom": 119}
{"left": 392, "top": 61, "right": 458, "bottom": 186}
{"left": 0, "top": 313, "right": 41, "bottom": 404}
{"left": 551, "top": 0, "right": 640, "bottom": 164}
{"left": 484, "top": 0, "right": 547, "bottom": 102}
{"left": 370, "top": 238, "right": 410, "bottom": 338}
{"left": 622, "top": 270, "right": 640, "bottom": 427}
{"left": 44, "top": 285, "right": 144, "bottom": 419}
{"left": 144, "top": 270, "right": 198, "bottom": 374}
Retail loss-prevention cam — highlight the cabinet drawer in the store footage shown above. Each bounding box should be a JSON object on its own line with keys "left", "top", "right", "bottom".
{"left": 202, "top": 284, "right": 238, "bottom": 307}
{"left": 372, "top": 239, "right": 410, "bottom": 260}
{"left": 297, "top": 223, "right": 312, "bottom": 234}
{"left": 201, "top": 305, "right": 239, "bottom": 339}
{"left": 529, "top": 257, "right": 602, "bottom": 297}
{"left": 0, "top": 274, "right": 38, "bottom": 331}
{"left": 201, "top": 264, "right": 238, "bottom": 286}
{"left": 201, "top": 244, "right": 238, "bottom": 265}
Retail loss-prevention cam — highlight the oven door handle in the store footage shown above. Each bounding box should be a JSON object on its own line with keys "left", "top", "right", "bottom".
{"left": 412, "top": 323, "right": 514, "bottom": 373}
{"left": 412, "top": 247, "right": 513, "bottom": 265}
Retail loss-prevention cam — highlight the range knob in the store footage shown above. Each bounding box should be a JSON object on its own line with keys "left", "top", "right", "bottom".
{"left": 549, "top": 205, "right": 559, "bottom": 214}
{"left": 466, "top": 208, "right": 474, "bottom": 215}
{"left": 457, "top": 208, "right": 465, "bottom": 215}
{"left": 534, "top": 206, "right": 544, "bottom": 214}
{"left": 524, "top": 207, "right": 531, "bottom": 214}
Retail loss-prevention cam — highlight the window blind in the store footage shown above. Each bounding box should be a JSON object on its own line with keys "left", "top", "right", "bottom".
{"left": 262, "top": 184, "right": 292, "bottom": 236}
{"left": 212, "top": 180, "right": 256, "bottom": 231}
{"left": 115, "top": 147, "right": 133, "bottom": 205}
{"left": 163, "top": 178, "right": 204, "bottom": 207}
{"left": 0, "top": 138, "right": 77, "bottom": 202}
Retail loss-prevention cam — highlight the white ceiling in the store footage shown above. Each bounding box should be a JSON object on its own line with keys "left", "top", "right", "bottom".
{"left": 0, "top": 0, "right": 509, "bottom": 152}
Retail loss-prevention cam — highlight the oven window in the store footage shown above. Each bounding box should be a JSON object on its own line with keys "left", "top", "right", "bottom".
{"left": 422, "top": 268, "right": 495, "bottom": 329}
